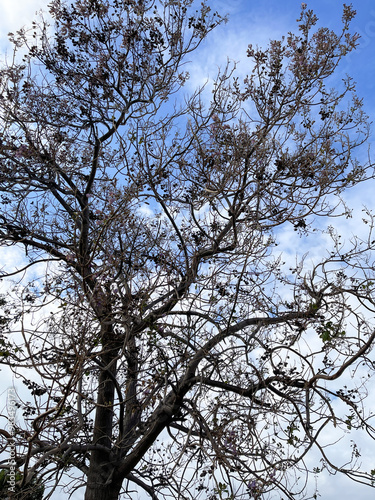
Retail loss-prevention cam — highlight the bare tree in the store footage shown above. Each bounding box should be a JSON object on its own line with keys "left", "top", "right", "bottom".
{"left": 0, "top": 1, "right": 374, "bottom": 499}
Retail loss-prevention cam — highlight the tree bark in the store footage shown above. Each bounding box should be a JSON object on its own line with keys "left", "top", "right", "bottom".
{"left": 84, "top": 473, "right": 123, "bottom": 500}
{"left": 84, "top": 327, "right": 121, "bottom": 500}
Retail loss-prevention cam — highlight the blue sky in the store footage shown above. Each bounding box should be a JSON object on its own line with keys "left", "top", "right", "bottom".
{"left": 1, "top": 0, "right": 375, "bottom": 499}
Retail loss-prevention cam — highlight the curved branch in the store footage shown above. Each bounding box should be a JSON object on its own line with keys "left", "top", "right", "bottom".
{"left": 126, "top": 473, "right": 160, "bottom": 500}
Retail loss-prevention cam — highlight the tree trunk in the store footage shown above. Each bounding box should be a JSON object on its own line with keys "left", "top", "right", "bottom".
{"left": 84, "top": 359, "right": 122, "bottom": 500}
{"left": 85, "top": 329, "right": 121, "bottom": 500}
{"left": 84, "top": 473, "right": 123, "bottom": 500}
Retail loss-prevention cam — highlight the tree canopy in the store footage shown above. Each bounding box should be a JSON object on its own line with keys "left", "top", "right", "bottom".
{"left": 0, "top": 1, "right": 375, "bottom": 499}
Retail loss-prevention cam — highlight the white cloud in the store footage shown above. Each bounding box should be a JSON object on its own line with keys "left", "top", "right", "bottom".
{"left": 0, "top": 0, "right": 49, "bottom": 54}
{"left": 185, "top": 3, "right": 293, "bottom": 94}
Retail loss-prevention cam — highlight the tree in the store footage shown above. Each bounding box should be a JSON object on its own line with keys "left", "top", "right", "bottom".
{"left": 0, "top": 468, "right": 45, "bottom": 499}
{"left": 0, "top": 1, "right": 375, "bottom": 498}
